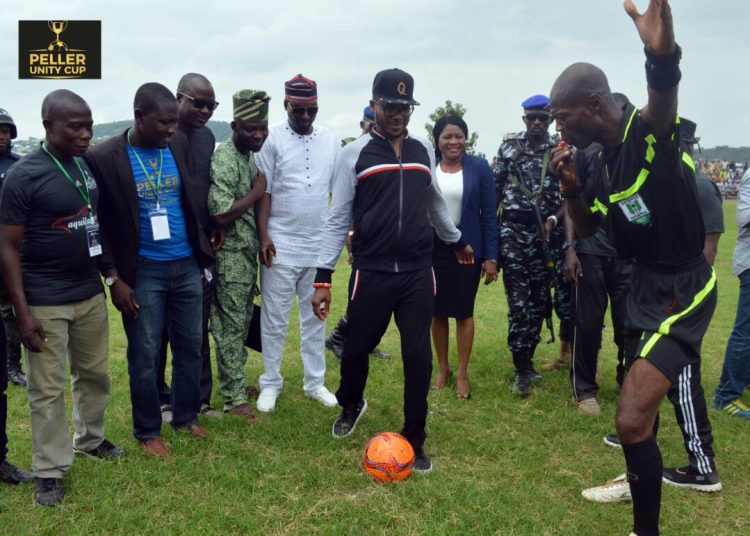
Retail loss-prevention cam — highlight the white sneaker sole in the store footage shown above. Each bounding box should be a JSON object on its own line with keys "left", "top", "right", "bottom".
{"left": 662, "top": 477, "right": 723, "bottom": 492}
{"left": 331, "top": 399, "right": 367, "bottom": 438}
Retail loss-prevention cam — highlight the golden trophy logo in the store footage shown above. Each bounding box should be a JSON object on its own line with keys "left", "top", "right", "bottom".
{"left": 19, "top": 20, "right": 101, "bottom": 80}
{"left": 47, "top": 21, "right": 68, "bottom": 51}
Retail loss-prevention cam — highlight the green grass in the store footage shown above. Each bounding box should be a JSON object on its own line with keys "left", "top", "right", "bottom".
{"left": 2, "top": 202, "right": 749, "bottom": 535}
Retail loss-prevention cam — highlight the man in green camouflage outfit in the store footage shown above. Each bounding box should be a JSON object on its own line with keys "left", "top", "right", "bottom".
{"left": 209, "top": 90, "right": 271, "bottom": 419}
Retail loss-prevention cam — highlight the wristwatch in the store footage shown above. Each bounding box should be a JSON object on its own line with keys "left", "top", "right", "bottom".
{"left": 104, "top": 275, "right": 119, "bottom": 287}
{"left": 562, "top": 240, "right": 575, "bottom": 251}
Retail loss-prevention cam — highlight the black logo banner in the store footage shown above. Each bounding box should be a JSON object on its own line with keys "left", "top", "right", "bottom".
{"left": 18, "top": 20, "right": 101, "bottom": 80}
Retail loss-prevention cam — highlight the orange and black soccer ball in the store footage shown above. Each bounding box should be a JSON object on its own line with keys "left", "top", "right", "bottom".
{"left": 362, "top": 432, "right": 415, "bottom": 482}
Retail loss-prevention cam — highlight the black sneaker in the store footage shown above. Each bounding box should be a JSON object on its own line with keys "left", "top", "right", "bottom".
{"left": 331, "top": 399, "right": 367, "bottom": 438}
{"left": 0, "top": 460, "right": 34, "bottom": 484}
{"left": 662, "top": 466, "right": 722, "bottom": 492}
{"left": 7, "top": 365, "right": 27, "bottom": 387}
{"left": 370, "top": 347, "right": 391, "bottom": 360}
{"left": 325, "top": 335, "right": 344, "bottom": 360}
{"left": 413, "top": 447, "right": 433, "bottom": 473}
{"left": 74, "top": 439, "right": 125, "bottom": 460}
{"left": 603, "top": 433, "right": 622, "bottom": 448}
{"left": 511, "top": 374, "right": 532, "bottom": 397}
{"left": 35, "top": 477, "right": 65, "bottom": 506}
{"left": 529, "top": 367, "right": 543, "bottom": 383}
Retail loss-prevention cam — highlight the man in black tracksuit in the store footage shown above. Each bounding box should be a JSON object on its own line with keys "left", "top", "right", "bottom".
{"left": 312, "top": 69, "right": 473, "bottom": 473}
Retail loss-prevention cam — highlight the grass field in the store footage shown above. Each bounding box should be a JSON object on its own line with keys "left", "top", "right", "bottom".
{"left": 2, "top": 202, "right": 749, "bottom": 535}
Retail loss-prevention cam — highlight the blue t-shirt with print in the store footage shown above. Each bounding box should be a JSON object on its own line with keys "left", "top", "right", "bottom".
{"left": 128, "top": 144, "right": 193, "bottom": 260}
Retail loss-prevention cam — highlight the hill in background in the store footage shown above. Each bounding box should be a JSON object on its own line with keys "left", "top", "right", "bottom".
{"left": 92, "top": 120, "right": 232, "bottom": 142}
{"left": 90, "top": 120, "right": 750, "bottom": 161}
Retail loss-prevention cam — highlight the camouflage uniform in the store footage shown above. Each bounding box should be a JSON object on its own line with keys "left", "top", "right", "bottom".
{"left": 208, "top": 140, "right": 260, "bottom": 410}
{"left": 494, "top": 131, "right": 570, "bottom": 374}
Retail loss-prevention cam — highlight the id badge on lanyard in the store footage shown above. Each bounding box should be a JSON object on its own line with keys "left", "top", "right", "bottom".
{"left": 86, "top": 217, "right": 102, "bottom": 257}
{"left": 149, "top": 205, "right": 171, "bottom": 241}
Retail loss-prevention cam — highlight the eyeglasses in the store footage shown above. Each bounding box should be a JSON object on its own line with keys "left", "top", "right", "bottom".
{"left": 376, "top": 101, "right": 414, "bottom": 117}
{"left": 177, "top": 92, "right": 219, "bottom": 111}
{"left": 288, "top": 105, "right": 319, "bottom": 116}
{"left": 525, "top": 113, "right": 550, "bottom": 123}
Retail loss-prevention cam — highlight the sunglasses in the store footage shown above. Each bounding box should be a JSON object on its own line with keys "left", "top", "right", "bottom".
{"left": 178, "top": 92, "right": 219, "bottom": 111}
{"left": 525, "top": 113, "right": 550, "bottom": 123}
{"left": 289, "top": 105, "right": 319, "bottom": 116}
{"left": 376, "top": 101, "right": 414, "bottom": 117}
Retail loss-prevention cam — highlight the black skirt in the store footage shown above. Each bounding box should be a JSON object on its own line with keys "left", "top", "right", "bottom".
{"left": 432, "top": 236, "right": 482, "bottom": 319}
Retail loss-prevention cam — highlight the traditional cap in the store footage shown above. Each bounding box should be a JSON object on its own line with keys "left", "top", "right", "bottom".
{"left": 0, "top": 108, "right": 17, "bottom": 139}
{"left": 284, "top": 74, "right": 317, "bottom": 104}
{"left": 372, "top": 68, "right": 419, "bottom": 106}
{"left": 522, "top": 94, "right": 550, "bottom": 111}
{"left": 233, "top": 90, "right": 271, "bottom": 121}
{"left": 362, "top": 106, "right": 375, "bottom": 122}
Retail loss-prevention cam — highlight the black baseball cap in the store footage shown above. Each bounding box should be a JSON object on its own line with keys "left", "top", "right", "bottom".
{"left": 372, "top": 68, "right": 419, "bottom": 106}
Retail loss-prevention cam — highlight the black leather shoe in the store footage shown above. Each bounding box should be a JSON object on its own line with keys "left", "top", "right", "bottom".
{"left": 7, "top": 365, "right": 27, "bottom": 387}
{"left": 0, "top": 460, "right": 34, "bottom": 484}
{"left": 35, "top": 477, "right": 65, "bottom": 506}
{"left": 74, "top": 439, "right": 125, "bottom": 460}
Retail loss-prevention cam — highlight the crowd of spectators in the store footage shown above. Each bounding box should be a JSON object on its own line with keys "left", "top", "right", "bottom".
{"left": 698, "top": 159, "right": 748, "bottom": 199}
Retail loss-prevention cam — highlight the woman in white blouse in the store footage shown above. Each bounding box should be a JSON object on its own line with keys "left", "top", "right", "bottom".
{"left": 431, "top": 116, "right": 499, "bottom": 400}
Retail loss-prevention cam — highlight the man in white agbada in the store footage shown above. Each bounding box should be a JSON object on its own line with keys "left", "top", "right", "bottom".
{"left": 255, "top": 74, "right": 341, "bottom": 413}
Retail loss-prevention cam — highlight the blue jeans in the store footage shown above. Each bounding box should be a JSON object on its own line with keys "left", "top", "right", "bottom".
{"left": 122, "top": 257, "right": 203, "bottom": 440}
{"left": 714, "top": 269, "right": 750, "bottom": 405}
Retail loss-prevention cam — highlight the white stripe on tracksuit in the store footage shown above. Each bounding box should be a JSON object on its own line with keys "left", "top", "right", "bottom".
{"left": 677, "top": 364, "right": 712, "bottom": 475}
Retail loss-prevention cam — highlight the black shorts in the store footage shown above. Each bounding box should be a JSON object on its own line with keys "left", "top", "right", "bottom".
{"left": 624, "top": 257, "right": 717, "bottom": 385}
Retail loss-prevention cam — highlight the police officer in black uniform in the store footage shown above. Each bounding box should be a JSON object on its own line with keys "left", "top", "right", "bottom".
{"left": 0, "top": 109, "right": 25, "bottom": 388}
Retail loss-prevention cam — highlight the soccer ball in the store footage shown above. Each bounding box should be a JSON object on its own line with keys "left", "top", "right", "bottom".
{"left": 362, "top": 432, "right": 415, "bottom": 482}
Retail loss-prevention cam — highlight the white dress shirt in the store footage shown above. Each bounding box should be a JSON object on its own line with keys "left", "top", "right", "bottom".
{"left": 256, "top": 121, "right": 341, "bottom": 267}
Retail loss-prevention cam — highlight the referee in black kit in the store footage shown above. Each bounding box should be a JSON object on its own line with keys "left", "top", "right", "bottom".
{"left": 550, "top": 1, "right": 719, "bottom": 535}
{"left": 311, "top": 68, "right": 473, "bottom": 473}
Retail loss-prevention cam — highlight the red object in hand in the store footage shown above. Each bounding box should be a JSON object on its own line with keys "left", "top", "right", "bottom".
{"left": 558, "top": 141, "right": 568, "bottom": 150}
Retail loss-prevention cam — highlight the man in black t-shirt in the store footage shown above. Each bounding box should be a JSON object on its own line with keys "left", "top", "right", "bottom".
{"left": 0, "top": 90, "right": 123, "bottom": 507}
{"left": 550, "top": 2, "right": 719, "bottom": 534}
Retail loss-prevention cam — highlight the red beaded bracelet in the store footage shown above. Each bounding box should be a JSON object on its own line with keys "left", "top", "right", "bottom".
{"left": 312, "top": 282, "right": 332, "bottom": 289}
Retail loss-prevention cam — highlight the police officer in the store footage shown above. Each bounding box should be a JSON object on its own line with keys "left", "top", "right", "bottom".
{"left": 493, "top": 95, "right": 571, "bottom": 397}
{"left": 0, "top": 109, "right": 25, "bottom": 388}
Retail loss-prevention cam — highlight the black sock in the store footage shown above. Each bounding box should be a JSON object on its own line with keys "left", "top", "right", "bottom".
{"left": 622, "top": 436, "right": 662, "bottom": 536}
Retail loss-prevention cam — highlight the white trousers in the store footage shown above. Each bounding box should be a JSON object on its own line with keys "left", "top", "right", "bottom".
{"left": 259, "top": 264, "right": 326, "bottom": 393}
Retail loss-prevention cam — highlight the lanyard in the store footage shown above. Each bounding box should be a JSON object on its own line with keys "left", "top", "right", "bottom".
{"left": 41, "top": 143, "right": 92, "bottom": 211}
{"left": 127, "top": 129, "right": 164, "bottom": 208}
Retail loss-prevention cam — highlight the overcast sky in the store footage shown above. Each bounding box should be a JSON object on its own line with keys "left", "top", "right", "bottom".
{"left": 2, "top": 0, "right": 747, "bottom": 157}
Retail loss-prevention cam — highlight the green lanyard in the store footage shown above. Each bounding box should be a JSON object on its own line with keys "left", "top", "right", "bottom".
{"left": 41, "top": 143, "right": 92, "bottom": 211}
{"left": 127, "top": 129, "right": 164, "bottom": 208}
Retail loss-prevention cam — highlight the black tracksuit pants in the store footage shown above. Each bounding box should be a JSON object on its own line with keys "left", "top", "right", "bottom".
{"left": 337, "top": 267, "right": 434, "bottom": 450}
{"left": 571, "top": 253, "right": 633, "bottom": 400}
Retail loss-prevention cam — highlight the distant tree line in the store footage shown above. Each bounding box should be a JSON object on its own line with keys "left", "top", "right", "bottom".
{"left": 699, "top": 146, "right": 750, "bottom": 163}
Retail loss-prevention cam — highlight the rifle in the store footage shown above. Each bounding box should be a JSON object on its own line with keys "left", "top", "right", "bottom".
{"left": 508, "top": 155, "right": 556, "bottom": 344}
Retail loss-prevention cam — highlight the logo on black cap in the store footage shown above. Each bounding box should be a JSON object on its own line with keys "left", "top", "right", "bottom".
{"left": 372, "top": 68, "right": 419, "bottom": 106}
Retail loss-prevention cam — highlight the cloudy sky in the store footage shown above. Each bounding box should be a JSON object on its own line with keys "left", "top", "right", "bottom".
{"left": 2, "top": 0, "right": 747, "bottom": 157}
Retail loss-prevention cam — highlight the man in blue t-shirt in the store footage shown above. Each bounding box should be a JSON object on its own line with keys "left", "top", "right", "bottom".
{"left": 85, "top": 83, "right": 215, "bottom": 459}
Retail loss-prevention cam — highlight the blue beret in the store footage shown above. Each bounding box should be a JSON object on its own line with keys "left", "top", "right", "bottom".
{"left": 363, "top": 105, "right": 374, "bottom": 121}
{"left": 522, "top": 94, "right": 550, "bottom": 110}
